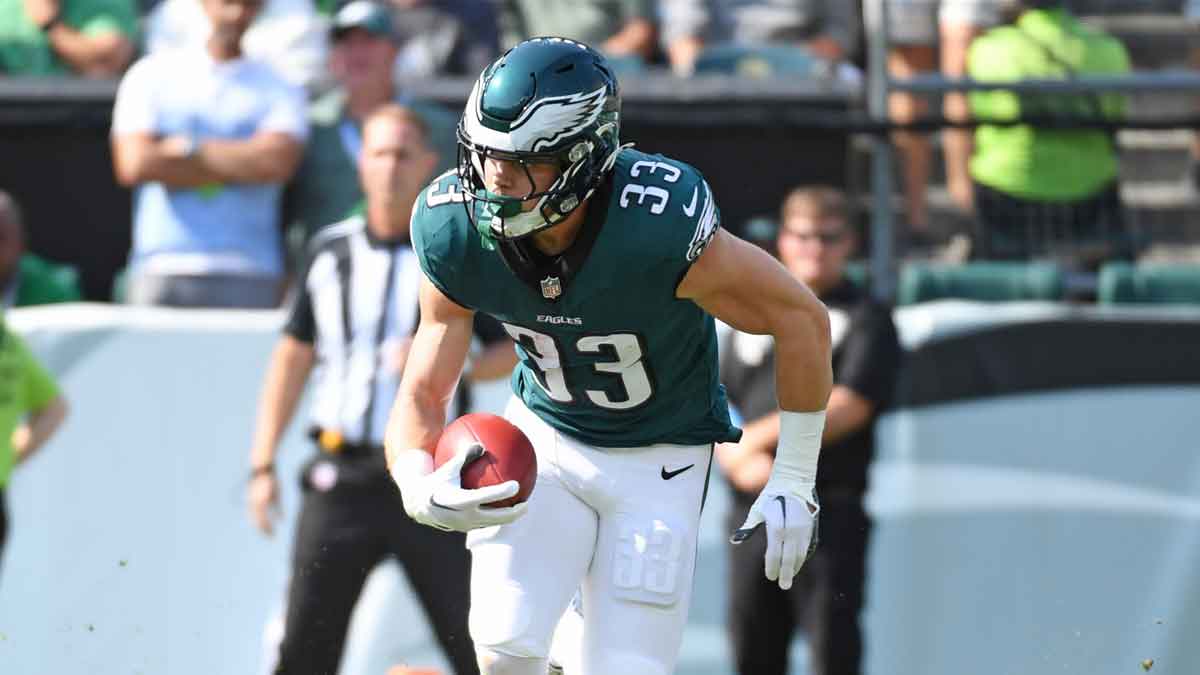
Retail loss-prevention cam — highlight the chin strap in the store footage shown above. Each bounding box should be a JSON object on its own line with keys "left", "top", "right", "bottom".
{"left": 472, "top": 141, "right": 633, "bottom": 251}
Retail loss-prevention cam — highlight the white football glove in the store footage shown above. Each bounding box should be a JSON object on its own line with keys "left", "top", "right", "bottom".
{"left": 730, "top": 410, "right": 824, "bottom": 591}
{"left": 390, "top": 445, "right": 528, "bottom": 532}
{"left": 730, "top": 478, "right": 820, "bottom": 591}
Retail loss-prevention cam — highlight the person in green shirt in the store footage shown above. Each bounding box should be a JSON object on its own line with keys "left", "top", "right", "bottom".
{"left": 0, "top": 0, "right": 136, "bottom": 77}
{"left": 966, "top": 0, "right": 1132, "bottom": 265}
{"left": 0, "top": 312, "right": 68, "bottom": 571}
{"left": 0, "top": 191, "right": 84, "bottom": 308}
{"left": 284, "top": 1, "right": 458, "bottom": 247}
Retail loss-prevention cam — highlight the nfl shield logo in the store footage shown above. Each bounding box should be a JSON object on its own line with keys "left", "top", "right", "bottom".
{"left": 540, "top": 276, "right": 562, "bottom": 299}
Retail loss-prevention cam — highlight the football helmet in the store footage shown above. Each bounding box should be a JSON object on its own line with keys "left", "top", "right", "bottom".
{"left": 457, "top": 37, "right": 624, "bottom": 242}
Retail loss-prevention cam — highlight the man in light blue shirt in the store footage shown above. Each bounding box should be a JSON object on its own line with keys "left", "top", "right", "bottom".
{"left": 111, "top": 0, "right": 308, "bottom": 308}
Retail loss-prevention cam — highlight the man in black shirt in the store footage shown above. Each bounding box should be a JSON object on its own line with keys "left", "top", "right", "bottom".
{"left": 718, "top": 187, "right": 902, "bottom": 675}
{"left": 246, "top": 104, "right": 515, "bottom": 675}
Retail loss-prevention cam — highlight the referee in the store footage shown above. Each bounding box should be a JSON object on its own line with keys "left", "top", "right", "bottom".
{"left": 246, "top": 104, "right": 514, "bottom": 675}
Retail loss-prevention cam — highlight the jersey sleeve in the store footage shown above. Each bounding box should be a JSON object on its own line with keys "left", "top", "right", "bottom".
{"left": 680, "top": 173, "right": 721, "bottom": 264}
{"left": 410, "top": 172, "right": 475, "bottom": 309}
{"left": 611, "top": 152, "right": 723, "bottom": 289}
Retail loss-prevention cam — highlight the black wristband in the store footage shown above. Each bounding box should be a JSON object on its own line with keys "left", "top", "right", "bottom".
{"left": 249, "top": 464, "right": 275, "bottom": 479}
{"left": 39, "top": 12, "right": 62, "bottom": 32}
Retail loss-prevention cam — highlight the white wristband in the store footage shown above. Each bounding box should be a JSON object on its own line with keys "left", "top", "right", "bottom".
{"left": 775, "top": 410, "right": 825, "bottom": 500}
{"left": 389, "top": 448, "right": 434, "bottom": 487}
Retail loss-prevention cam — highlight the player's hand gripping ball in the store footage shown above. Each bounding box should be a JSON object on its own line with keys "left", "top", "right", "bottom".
{"left": 434, "top": 413, "right": 537, "bottom": 508}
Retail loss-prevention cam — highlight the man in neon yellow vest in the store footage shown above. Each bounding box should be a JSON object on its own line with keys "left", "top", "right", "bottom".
{"left": 0, "top": 312, "right": 68, "bottom": 574}
{"left": 967, "top": 0, "right": 1132, "bottom": 266}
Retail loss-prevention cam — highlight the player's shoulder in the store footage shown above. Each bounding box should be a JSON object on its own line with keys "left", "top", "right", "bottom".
{"left": 612, "top": 147, "right": 708, "bottom": 194}
{"left": 411, "top": 169, "right": 476, "bottom": 286}
{"left": 609, "top": 148, "right": 719, "bottom": 264}
{"left": 412, "top": 169, "right": 472, "bottom": 246}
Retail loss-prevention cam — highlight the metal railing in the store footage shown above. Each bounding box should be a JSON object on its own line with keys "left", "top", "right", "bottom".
{"left": 863, "top": 0, "right": 1200, "bottom": 302}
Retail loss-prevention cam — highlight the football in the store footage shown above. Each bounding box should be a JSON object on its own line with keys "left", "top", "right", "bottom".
{"left": 434, "top": 413, "right": 537, "bottom": 508}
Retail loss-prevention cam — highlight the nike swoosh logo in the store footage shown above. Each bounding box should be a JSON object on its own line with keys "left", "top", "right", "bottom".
{"left": 682, "top": 186, "right": 698, "bottom": 217}
{"left": 428, "top": 495, "right": 460, "bottom": 512}
{"left": 661, "top": 464, "right": 696, "bottom": 480}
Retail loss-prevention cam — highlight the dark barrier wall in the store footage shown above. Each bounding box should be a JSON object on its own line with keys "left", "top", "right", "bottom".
{"left": 0, "top": 76, "right": 854, "bottom": 301}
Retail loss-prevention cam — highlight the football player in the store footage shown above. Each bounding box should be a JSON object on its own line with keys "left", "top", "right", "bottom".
{"left": 385, "top": 37, "right": 832, "bottom": 675}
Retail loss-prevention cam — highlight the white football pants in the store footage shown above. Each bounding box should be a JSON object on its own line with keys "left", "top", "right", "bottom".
{"left": 467, "top": 397, "right": 711, "bottom": 675}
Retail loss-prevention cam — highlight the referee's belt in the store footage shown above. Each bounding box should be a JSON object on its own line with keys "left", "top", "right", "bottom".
{"left": 308, "top": 427, "right": 384, "bottom": 456}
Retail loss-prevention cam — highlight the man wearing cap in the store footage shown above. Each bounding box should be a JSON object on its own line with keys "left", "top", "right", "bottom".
{"left": 285, "top": 0, "right": 459, "bottom": 244}
{"left": 111, "top": 0, "right": 309, "bottom": 308}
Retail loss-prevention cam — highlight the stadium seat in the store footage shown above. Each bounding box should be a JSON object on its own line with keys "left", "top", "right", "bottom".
{"left": 1097, "top": 263, "right": 1200, "bottom": 304}
{"left": 898, "top": 262, "right": 1065, "bottom": 306}
{"left": 692, "top": 44, "right": 817, "bottom": 77}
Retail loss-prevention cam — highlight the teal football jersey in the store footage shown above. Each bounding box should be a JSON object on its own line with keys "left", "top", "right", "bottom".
{"left": 412, "top": 149, "right": 741, "bottom": 448}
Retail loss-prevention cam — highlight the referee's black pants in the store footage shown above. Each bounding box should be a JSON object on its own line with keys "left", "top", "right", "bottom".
{"left": 274, "top": 451, "right": 478, "bottom": 675}
{"left": 726, "top": 487, "right": 871, "bottom": 675}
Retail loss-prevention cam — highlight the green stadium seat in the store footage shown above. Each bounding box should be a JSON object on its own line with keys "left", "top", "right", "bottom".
{"left": 898, "top": 262, "right": 1065, "bottom": 306}
{"left": 692, "top": 44, "right": 817, "bottom": 77}
{"left": 1097, "top": 263, "right": 1200, "bottom": 304}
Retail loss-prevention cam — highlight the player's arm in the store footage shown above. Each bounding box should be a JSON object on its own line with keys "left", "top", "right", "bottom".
{"left": 384, "top": 277, "right": 527, "bottom": 532}
{"left": 678, "top": 228, "right": 832, "bottom": 411}
{"left": 386, "top": 276, "right": 476, "bottom": 457}
{"left": 678, "top": 228, "right": 832, "bottom": 590}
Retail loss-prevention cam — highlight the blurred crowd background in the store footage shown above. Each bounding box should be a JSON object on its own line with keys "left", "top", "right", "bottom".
{"left": 1, "top": 0, "right": 1199, "bottom": 313}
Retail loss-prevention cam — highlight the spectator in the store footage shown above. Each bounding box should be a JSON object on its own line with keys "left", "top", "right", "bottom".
{"left": 1188, "top": 0, "right": 1200, "bottom": 192}
{"left": 144, "top": 0, "right": 330, "bottom": 90}
{"left": 110, "top": 0, "right": 308, "bottom": 309}
{"left": 248, "top": 104, "right": 514, "bottom": 675}
{"left": 0, "top": 311, "right": 69, "bottom": 574}
{"left": 661, "top": 0, "right": 857, "bottom": 76}
{"left": 0, "top": 191, "right": 83, "bottom": 308}
{"left": 389, "top": 0, "right": 499, "bottom": 79}
{"left": 285, "top": 0, "right": 457, "bottom": 243}
{"left": 718, "top": 187, "right": 901, "bottom": 675}
{"left": 966, "top": 0, "right": 1132, "bottom": 265}
{"left": 497, "top": 0, "right": 655, "bottom": 62}
{"left": 883, "top": 0, "right": 1002, "bottom": 246}
{"left": 0, "top": 0, "right": 136, "bottom": 77}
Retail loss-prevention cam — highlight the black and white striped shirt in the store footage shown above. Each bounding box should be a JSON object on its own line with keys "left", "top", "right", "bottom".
{"left": 284, "top": 215, "right": 500, "bottom": 447}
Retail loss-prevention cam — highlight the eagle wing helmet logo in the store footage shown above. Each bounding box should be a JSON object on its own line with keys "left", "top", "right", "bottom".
{"left": 510, "top": 86, "right": 608, "bottom": 152}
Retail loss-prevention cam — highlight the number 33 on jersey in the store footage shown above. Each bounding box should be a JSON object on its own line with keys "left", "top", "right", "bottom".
{"left": 413, "top": 148, "right": 738, "bottom": 449}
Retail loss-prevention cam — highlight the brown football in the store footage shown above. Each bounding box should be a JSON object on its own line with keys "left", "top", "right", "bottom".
{"left": 433, "top": 413, "right": 537, "bottom": 508}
